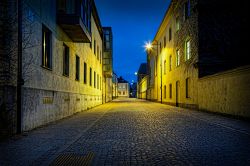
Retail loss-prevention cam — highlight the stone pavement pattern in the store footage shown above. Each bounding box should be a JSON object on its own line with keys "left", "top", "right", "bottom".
{"left": 1, "top": 98, "right": 250, "bottom": 165}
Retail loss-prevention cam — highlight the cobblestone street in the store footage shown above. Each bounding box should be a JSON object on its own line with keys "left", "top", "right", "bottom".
{"left": 1, "top": 98, "right": 250, "bottom": 166}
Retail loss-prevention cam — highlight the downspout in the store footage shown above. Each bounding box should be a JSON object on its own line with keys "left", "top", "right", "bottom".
{"left": 17, "top": 0, "right": 24, "bottom": 134}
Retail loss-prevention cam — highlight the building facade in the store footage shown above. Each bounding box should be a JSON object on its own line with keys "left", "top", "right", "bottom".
{"left": 102, "top": 27, "right": 113, "bottom": 103}
{"left": 147, "top": 0, "right": 250, "bottom": 118}
{"left": 117, "top": 77, "right": 129, "bottom": 98}
{"left": 0, "top": 0, "right": 112, "bottom": 137}
{"left": 112, "top": 72, "right": 118, "bottom": 99}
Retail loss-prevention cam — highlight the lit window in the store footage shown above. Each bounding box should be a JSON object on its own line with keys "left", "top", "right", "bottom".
{"left": 176, "top": 17, "right": 180, "bottom": 31}
{"left": 176, "top": 49, "right": 180, "bottom": 66}
{"left": 185, "top": 40, "right": 191, "bottom": 60}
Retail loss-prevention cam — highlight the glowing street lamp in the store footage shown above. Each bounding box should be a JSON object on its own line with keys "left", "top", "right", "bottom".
{"left": 143, "top": 40, "right": 162, "bottom": 104}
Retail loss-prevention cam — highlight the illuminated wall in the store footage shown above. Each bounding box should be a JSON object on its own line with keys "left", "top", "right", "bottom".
{"left": 20, "top": 0, "right": 104, "bottom": 131}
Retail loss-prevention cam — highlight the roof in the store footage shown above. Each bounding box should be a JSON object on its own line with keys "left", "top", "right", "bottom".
{"left": 118, "top": 77, "right": 128, "bottom": 83}
{"left": 138, "top": 63, "right": 147, "bottom": 75}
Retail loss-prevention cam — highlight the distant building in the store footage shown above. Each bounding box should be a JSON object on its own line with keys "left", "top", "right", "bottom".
{"left": 0, "top": 0, "right": 112, "bottom": 137}
{"left": 102, "top": 27, "right": 113, "bottom": 103}
{"left": 146, "top": 0, "right": 250, "bottom": 118}
{"left": 137, "top": 63, "right": 148, "bottom": 99}
{"left": 117, "top": 77, "right": 129, "bottom": 98}
{"left": 112, "top": 72, "right": 118, "bottom": 99}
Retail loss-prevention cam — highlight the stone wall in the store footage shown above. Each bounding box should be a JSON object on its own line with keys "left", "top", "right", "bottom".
{"left": 198, "top": 66, "right": 250, "bottom": 118}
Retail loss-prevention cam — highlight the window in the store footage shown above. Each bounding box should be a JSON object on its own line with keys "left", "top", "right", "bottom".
{"left": 94, "top": 71, "right": 96, "bottom": 88}
{"left": 169, "top": 28, "right": 172, "bottom": 41}
{"left": 75, "top": 55, "right": 80, "bottom": 81}
{"left": 169, "top": 84, "right": 172, "bottom": 99}
{"left": 164, "top": 60, "right": 166, "bottom": 75}
{"left": 164, "top": 36, "right": 166, "bottom": 48}
{"left": 84, "top": 62, "right": 87, "bottom": 84}
{"left": 100, "top": 76, "right": 102, "bottom": 90}
{"left": 186, "top": 78, "right": 190, "bottom": 98}
{"left": 97, "top": 74, "right": 99, "bottom": 89}
{"left": 176, "top": 49, "right": 180, "bottom": 67}
{"left": 164, "top": 85, "right": 166, "bottom": 99}
{"left": 94, "top": 40, "right": 96, "bottom": 55}
{"left": 100, "top": 51, "right": 102, "bottom": 64}
{"left": 63, "top": 44, "right": 69, "bottom": 76}
{"left": 184, "top": 0, "right": 191, "bottom": 20}
{"left": 160, "top": 42, "right": 162, "bottom": 53}
{"left": 42, "top": 26, "right": 52, "bottom": 69}
{"left": 169, "top": 55, "right": 172, "bottom": 71}
{"left": 176, "top": 17, "right": 180, "bottom": 31}
{"left": 89, "top": 67, "right": 92, "bottom": 86}
{"left": 185, "top": 39, "right": 191, "bottom": 60}
{"left": 97, "top": 45, "right": 99, "bottom": 60}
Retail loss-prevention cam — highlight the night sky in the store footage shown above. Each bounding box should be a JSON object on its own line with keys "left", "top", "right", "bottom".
{"left": 95, "top": 0, "right": 171, "bottom": 83}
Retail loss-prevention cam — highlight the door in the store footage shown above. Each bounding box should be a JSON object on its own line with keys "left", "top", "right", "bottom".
{"left": 176, "top": 81, "right": 180, "bottom": 107}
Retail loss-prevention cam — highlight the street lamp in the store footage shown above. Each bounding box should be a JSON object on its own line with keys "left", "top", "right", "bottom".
{"left": 144, "top": 41, "right": 162, "bottom": 104}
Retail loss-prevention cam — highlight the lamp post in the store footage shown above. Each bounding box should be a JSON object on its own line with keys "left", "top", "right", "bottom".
{"left": 145, "top": 41, "right": 162, "bottom": 104}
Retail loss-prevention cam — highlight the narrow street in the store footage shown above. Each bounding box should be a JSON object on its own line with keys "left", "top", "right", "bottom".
{"left": 1, "top": 98, "right": 250, "bottom": 165}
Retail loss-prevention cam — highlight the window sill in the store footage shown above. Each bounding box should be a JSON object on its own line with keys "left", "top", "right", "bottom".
{"left": 41, "top": 66, "right": 52, "bottom": 71}
{"left": 63, "top": 74, "right": 69, "bottom": 77}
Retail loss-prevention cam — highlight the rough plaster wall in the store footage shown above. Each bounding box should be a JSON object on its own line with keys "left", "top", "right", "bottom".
{"left": 20, "top": 2, "right": 103, "bottom": 131}
{"left": 155, "top": 0, "right": 199, "bottom": 107}
{"left": 198, "top": 66, "right": 250, "bottom": 118}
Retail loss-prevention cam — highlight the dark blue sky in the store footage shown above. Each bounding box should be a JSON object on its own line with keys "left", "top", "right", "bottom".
{"left": 95, "top": 0, "right": 171, "bottom": 82}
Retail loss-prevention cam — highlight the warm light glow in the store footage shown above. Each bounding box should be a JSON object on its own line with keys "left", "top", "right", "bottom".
{"left": 144, "top": 41, "right": 153, "bottom": 51}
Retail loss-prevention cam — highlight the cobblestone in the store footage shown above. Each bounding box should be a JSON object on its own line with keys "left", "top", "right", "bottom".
{"left": 1, "top": 98, "right": 250, "bottom": 165}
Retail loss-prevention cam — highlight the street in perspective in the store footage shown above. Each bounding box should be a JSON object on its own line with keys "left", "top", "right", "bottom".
{"left": 1, "top": 0, "right": 250, "bottom": 165}
{"left": 1, "top": 98, "right": 250, "bottom": 165}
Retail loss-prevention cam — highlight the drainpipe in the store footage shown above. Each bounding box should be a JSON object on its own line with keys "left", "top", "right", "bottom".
{"left": 17, "top": 0, "right": 24, "bottom": 134}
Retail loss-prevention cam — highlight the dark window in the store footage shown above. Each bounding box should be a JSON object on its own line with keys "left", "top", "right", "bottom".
{"left": 97, "top": 74, "right": 99, "bottom": 89}
{"left": 94, "top": 71, "right": 96, "bottom": 88}
{"left": 184, "top": 0, "right": 191, "bottom": 20}
{"left": 63, "top": 44, "right": 69, "bottom": 76}
{"left": 186, "top": 78, "right": 190, "bottom": 98}
{"left": 89, "top": 67, "right": 92, "bottom": 86}
{"left": 160, "top": 42, "right": 162, "bottom": 52}
{"left": 164, "top": 36, "right": 166, "bottom": 48}
{"left": 84, "top": 62, "right": 87, "bottom": 84}
{"left": 97, "top": 45, "right": 99, "bottom": 60}
{"left": 169, "top": 28, "right": 172, "bottom": 41}
{"left": 94, "top": 40, "right": 96, "bottom": 55}
{"left": 164, "top": 85, "right": 166, "bottom": 99}
{"left": 100, "top": 51, "right": 102, "bottom": 64}
{"left": 42, "top": 25, "right": 52, "bottom": 69}
{"left": 75, "top": 55, "right": 80, "bottom": 81}
{"left": 169, "top": 84, "right": 172, "bottom": 99}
